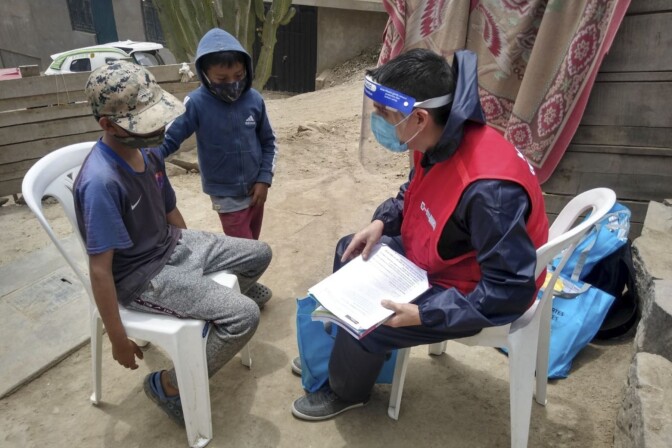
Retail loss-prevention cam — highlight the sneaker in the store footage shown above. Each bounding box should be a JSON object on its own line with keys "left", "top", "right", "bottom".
{"left": 291, "top": 356, "right": 302, "bottom": 376}
{"left": 291, "top": 387, "right": 368, "bottom": 421}
{"left": 143, "top": 371, "right": 185, "bottom": 427}
{"left": 246, "top": 282, "right": 273, "bottom": 306}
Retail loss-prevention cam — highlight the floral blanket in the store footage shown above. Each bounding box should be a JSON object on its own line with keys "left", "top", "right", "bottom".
{"left": 379, "top": 0, "right": 631, "bottom": 182}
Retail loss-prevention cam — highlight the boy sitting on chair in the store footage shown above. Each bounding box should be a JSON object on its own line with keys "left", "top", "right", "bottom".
{"left": 74, "top": 60, "right": 272, "bottom": 425}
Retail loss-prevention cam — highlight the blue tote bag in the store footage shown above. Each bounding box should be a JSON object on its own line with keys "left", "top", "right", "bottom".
{"left": 545, "top": 275, "right": 615, "bottom": 378}
{"left": 541, "top": 203, "right": 629, "bottom": 378}
{"left": 296, "top": 295, "right": 398, "bottom": 393}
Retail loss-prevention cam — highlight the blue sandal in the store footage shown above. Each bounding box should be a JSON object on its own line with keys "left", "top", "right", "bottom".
{"left": 143, "top": 371, "right": 184, "bottom": 426}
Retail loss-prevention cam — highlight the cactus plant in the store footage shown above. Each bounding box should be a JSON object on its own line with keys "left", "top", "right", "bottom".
{"left": 153, "top": 0, "right": 295, "bottom": 90}
{"left": 253, "top": 0, "right": 295, "bottom": 90}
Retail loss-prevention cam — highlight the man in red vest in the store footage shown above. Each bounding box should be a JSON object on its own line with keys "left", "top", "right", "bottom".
{"left": 292, "top": 49, "right": 549, "bottom": 420}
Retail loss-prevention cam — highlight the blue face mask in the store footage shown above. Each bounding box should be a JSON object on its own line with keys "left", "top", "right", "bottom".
{"left": 370, "top": 113, "right": 409, "bottom": 152}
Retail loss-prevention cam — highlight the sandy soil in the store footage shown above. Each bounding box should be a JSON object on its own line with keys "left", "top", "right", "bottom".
{"left": 0, "top": 66, "right": 633, "bottom": 447}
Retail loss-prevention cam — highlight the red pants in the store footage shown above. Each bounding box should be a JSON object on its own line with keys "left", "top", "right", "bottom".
{"left": 218, "top": 205, "right": 264, "bottom": 240}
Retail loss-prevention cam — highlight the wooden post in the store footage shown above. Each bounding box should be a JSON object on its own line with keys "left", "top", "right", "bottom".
{"left": 18, "top": 65, "right": 40, "bottom": 78}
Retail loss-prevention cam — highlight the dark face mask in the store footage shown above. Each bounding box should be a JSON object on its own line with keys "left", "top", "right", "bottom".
{"left": 208, "top": 77, "right": 246, "bottom": 103}
{"left": 112, "top": 130, "right": 165, "bottom": 148}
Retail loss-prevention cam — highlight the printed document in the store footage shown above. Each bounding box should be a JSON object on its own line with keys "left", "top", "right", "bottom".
{"left": 308, "top": 244, "right": 430, "bottom": 337}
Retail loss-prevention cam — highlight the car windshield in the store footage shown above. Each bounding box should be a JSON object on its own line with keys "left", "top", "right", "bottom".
{"left": 133, "top": 51, "right": 161, "bottom": 66}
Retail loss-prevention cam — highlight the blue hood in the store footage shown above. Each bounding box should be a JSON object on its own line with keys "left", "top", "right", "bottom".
{"left": 195, "top": 28, "right": 254, "bottom": 93}
{"left": 422, "top": 50, "right": 485, "bottom": 167}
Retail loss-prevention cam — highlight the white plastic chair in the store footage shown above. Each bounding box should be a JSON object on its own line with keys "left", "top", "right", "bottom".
{"left": 22, "top": 142, "right": 252, "bottom": 448}
{"left": 387, "top": 188, "right": 616, "bottom": 448}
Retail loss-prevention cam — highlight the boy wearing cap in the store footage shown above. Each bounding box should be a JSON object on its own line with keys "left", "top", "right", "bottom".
{"left": 291, "top": 49, "right": 548, "bottom": 420}
{"left": 74, "top": 60, "right": 272, "bottom": 425}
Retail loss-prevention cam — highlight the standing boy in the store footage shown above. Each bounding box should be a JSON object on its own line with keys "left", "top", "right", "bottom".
{"left": 161, "top": 28, "right": 277, "bottom": 242}
{"left": 75, "top": 60, "right": 272, "bottom": 425}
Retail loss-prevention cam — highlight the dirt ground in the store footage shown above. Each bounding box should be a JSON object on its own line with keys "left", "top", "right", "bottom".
{"left": 0, "top": 61, "right": 634, "bottom": 447}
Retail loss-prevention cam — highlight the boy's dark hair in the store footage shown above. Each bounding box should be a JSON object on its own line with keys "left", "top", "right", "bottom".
{"left": 367, "top": 49, "right": 455, "bottom": 126}
{"left": 200, "top": 51, "right": 247, "bottom": 72}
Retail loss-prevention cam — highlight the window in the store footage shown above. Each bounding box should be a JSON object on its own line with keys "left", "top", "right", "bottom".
{"left": 69, "top": 58, "right": 91, "bottom": 72}
{"left": 142, "top": 0, "right": 166, "bottom": 44}
{"left": 66, "top": 0, "right": 95, "bottom": 33}
{"left": 134, "top": 52, "right": 161, "bottom": 67}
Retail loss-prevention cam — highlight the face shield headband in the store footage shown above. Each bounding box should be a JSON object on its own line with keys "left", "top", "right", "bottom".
{"left": 360, "top": 76, "right": 454, "bottom": 156}
{"left": 363, "top": 76, "right": 453, "bottom": 115}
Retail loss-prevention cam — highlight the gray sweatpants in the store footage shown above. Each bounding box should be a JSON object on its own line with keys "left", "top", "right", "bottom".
{"left": 126, "top": 229, "right": 272, "bottom": 388}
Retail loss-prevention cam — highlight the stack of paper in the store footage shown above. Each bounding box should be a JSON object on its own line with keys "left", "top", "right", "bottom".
{"left": 308, "top": 244, "right": 430, "bottom": 339}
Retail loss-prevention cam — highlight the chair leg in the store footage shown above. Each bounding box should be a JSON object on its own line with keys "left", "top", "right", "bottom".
{"left": 428, "top": 341, "right": 447, "bottom": 356}
{"left": 508, "top": 343, "right": 537, "bottom": 448}
{"left": 166, "top": 326, "right": 213, "bottom": 448}
{"left": 90, "top": 314, "right": 103, "bottom": 405}
{"left": 535, "top": 298, "right": 553, "bottom": 406}
{"left": 388, "top": 348, "right": 411, "bottom": 420}
{"left": 240, "top": 343, "right": 252, "bottom": 368}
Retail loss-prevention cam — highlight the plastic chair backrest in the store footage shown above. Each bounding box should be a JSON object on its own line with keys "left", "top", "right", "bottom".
{"left": 506, "top": 188, "right": 616, "bottom": 334}
{"left": 21, "top": 142, "right": 98, "bottom": 298}
{"left": 519, "top": 188, "right": 616, "bottom": 328}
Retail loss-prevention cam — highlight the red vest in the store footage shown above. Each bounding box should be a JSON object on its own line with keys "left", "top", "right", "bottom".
{"left": 401, "top": 124, "right": 548, "bottom": 295}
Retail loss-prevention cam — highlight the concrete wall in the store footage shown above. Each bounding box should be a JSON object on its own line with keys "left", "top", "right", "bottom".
{"left": 113, "top": 0, "right": 147, "bottom": 42}
{"left": 0, "top": 0, "right": 95, "bottom": 70}
{"left": 316, "top": 8, "right": 387, "bottom": 74}
{"left": 292, "top": 0, "right": 384, "bottom": 12}
{"left": 0, "top": 0, "right": 147, "bottom": 71}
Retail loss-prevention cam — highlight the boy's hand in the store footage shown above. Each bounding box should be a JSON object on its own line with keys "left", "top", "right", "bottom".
{"left": 249, "top": 182, "right": 269, "bottom": 207}
{"left": 381, "top": 301, "right": 422, "bottom": 327}
{"left": 111, "top": 337, "right": 144, "bottom": 370}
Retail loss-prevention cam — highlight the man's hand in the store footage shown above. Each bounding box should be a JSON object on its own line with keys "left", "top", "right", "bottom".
{"left": 381, "top": 300, "right": 422, "bottom": 327}
{"left": 341, "top": 220, "right": 385, "bottom": 262}
{"left": 111, "top": 337, "right": 144, "bottom": 370}
{"left": 249, "top": 182, "right": 269, "bottom": 207}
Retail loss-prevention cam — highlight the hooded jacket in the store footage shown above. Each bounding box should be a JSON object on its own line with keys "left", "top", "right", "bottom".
{"left": 160, "top": 28, "right": 277, "bottom": 198}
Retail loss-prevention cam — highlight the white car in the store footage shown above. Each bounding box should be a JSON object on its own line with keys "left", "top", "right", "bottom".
{"left": 45, "top": 40, "right": 168, "bottom": 75}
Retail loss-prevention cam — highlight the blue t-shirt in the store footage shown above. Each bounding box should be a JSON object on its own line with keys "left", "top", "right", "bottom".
{"left": 74, "top": 140, "right": 181, "bottom": 304}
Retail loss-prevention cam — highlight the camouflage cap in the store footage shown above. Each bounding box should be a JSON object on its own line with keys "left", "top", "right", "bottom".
{"left": 85, "top": 60, "right": 185, "bottom": 135}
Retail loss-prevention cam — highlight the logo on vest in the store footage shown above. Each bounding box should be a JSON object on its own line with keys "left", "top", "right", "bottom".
{"left": 420, "top": 201, "right": 437, "bottom": 230}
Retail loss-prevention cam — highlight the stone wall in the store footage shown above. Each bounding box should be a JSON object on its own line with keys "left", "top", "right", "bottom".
{"left": 614, "top": 200, "right": 672, "bottom": 447}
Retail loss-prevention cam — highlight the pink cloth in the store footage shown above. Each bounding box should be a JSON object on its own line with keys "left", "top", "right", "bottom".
{"left": 379, "top": 0, "right": 631, "bottom": 183}
{"left": 218, "top": 205, "right": 265, "bottom": 240}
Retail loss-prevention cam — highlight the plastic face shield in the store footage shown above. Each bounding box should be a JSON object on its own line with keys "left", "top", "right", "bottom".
{"left": 359, "top": 75, "right": 453, "bottom": 173}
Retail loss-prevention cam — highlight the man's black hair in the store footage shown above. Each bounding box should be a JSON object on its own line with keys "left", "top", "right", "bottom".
{"left": 367, "top": 49, "right": 455, "bottom": 125}
{"left": 200, "top": 51, "right": 247, "bottom": 72}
